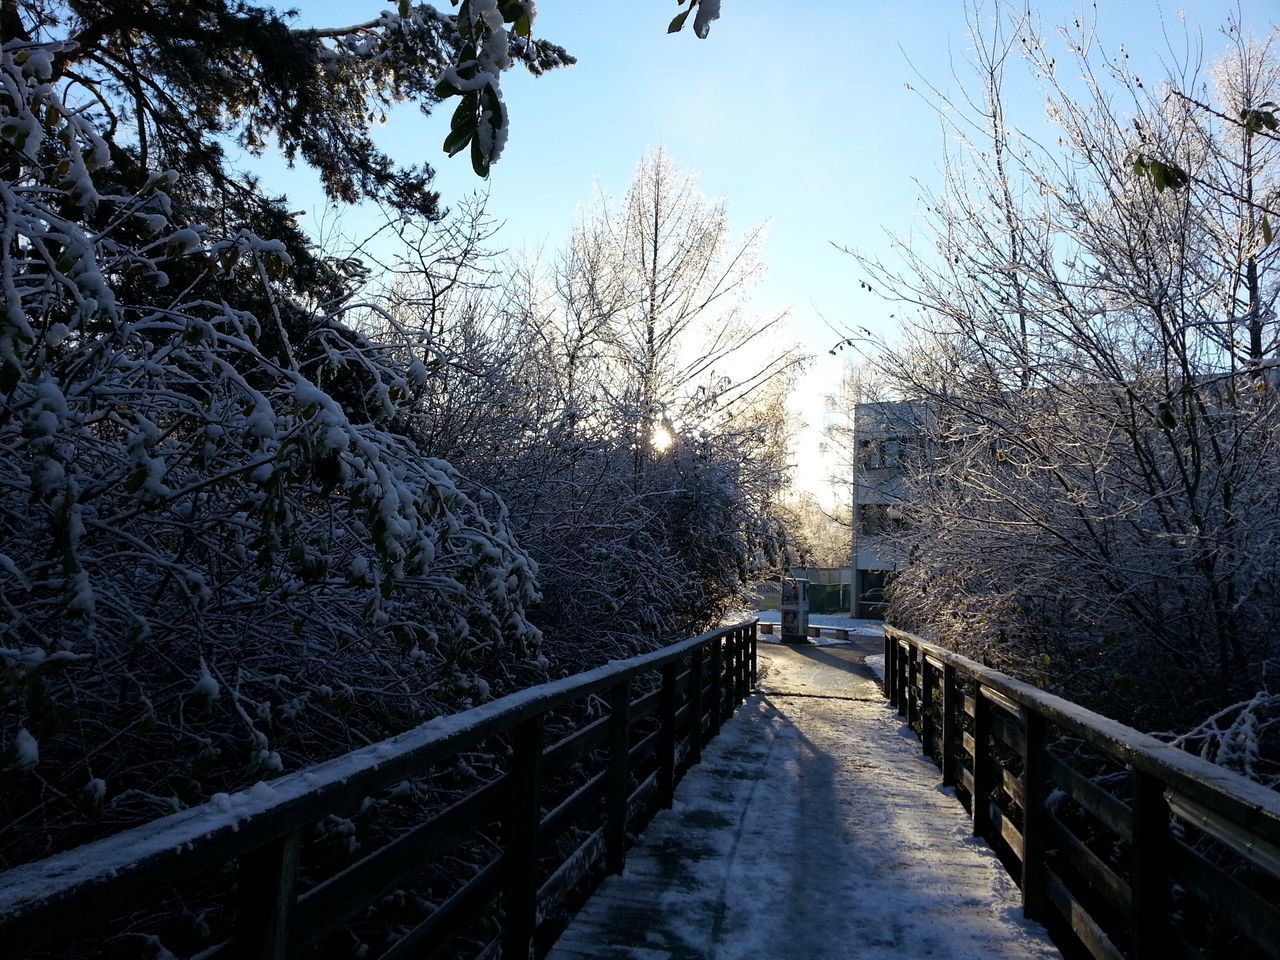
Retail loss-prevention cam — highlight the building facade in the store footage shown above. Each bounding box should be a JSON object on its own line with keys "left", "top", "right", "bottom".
{"left": 850, "top": 399, "right": 923, "bottom": 619}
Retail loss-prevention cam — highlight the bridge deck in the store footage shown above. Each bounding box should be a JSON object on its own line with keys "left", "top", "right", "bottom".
{"left": 548, "top": 641, "right": 1062, "bottom": 960}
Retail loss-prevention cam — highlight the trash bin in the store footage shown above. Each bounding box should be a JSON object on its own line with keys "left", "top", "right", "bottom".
{"left": 780, "top": 577, "right": 810, "bottom": 644}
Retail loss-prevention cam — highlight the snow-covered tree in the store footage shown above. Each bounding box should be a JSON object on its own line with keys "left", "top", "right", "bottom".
{"left": 0, "top": 0, "right": 568, "bottom": 864}
{"left": 848, "top": 5, "right": 1280, "bottom": 733}
{"left": 364, "top": 154, "right": 803, "bottom": 661}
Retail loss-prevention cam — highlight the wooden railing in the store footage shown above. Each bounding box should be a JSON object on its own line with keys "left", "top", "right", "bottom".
{"left": 883, "top": 624, "right": 1280, "bottom": 960}
{"left": 0, "top": 620, "right": 758, "bottom": 960}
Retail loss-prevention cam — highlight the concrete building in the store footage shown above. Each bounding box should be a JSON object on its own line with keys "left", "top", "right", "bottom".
{"left": 850, "top": 399, "right": 923, "bottom": 619}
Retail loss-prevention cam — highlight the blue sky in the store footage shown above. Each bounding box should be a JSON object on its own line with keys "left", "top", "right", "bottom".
{"left": 270, "top": 1, "right": 1277, "bottom": 505}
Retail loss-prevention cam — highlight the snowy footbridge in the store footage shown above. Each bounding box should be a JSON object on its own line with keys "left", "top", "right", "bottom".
{"left": 2, "top": 623, "right": 1279, "bottom": 960}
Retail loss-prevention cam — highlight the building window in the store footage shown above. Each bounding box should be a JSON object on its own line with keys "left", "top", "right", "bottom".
{"left": 857, "top": 503, "right": 906, "bottom": 536}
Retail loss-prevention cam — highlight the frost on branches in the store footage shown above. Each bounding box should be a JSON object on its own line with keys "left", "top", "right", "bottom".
{"left": 848, "top": 11, "right": 1280, "bottom": 749}
{"left": 0, "top": 6, "right": 553, "bottom": 864}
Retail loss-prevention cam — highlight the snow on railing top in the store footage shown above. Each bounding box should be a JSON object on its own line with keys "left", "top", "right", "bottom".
{"left": 0, "top": 619, "right": 755, "bottom": 932}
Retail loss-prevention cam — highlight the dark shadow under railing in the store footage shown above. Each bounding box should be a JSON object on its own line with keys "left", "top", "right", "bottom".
{"left": 0, "top": 620, "right": 759, "bottom": 960}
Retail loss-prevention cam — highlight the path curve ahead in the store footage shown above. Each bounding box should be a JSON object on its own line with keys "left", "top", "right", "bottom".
{"left": 548, "top": 642, "right": 1062, "bottom": 960}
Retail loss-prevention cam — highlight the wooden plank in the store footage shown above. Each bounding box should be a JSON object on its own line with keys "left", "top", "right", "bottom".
{"left": 884, "top": 632, "right": 896, "bottom": 704}
{"left": 539, "top": 770, "right": 607, "bottom": 846}
{"left": 688, "top": 648, "right": 703, "bottom": 765}
{"left": 234, "top": 830, "right": 302, "bottom": 960}
{"left": 981, "top": 684, "right": 1021, "bottom": 718}
{"left": 921, "top": 658, "right": 937, "bottom": 759}
{"left": 294, "top": 776, "right": 506, "bottom": 947}
{"left": 626, "top": 770, "right": 659, "bottom": 824}
{"left": 606, "top": 680, "right": 630, "bottom": 874}
{"left": 1171, "top": 839, "right": 1280, "bottom": 959}
{"left": 1167, "top": 790, "right": 1280, "bottom": 880}
{"left": 1022, "top": 712, "right": 1048, "bottom": 921}
{"left": 0, "top": 623, "right": 760, "bottom": 957}
{"left": 1043, "top": 753, "right": 1134, "bottom": 843}
{"left": 630, "top": 686, "right": 661, "bottom": 722}
{"left": 1044, "top": 809, "right": 1132, "bottom": 913}
{"left": 1043, "top": 868, "right": 1126, "bottom": 960}
{"left": 988, "top": 799, "right": 1025, "bottom": 861}
{"left": 907, "top": 644, "right": 921, "bottom": 728}
{"left": 989, "top": 707, "right": 1027, "bottom": 754}
{"left": 658, "top": 663, "right": 678, "bottom": 808}
{"left": 941, "top": 664, "right": 959, "bottom": 788}
{"left": 537, "top": 828, "right": 605, "bottom": 919}
{"left": 980, "top": 755, "right": 1024, "bottom": 808}
{"left": 380, "top": 855, "right": 505, "bottom": 960}
{"left": 629, "top": 728, "right": 658, "bottom": 768}
{"left": 1131, "top": 769, "right": 1172, "bottom": 959}
{"left": 542, "top": 715, "right": 609, "bottom": 775}
{"left": 901, "top": 642, "right": 911, "bottom": 716}
{"left": 881, "top": 626, "right": 1280, "bottom": 854}
{"left": 709, "top": 639, "right": 723, "bottom": 736}
{"left": 972, "top": 692, "right": 993, "bottom": 839}
{"left": 501, "top": 715, "right": 544, "bottom": 960}
{"left": 962, "top": 731, "right": 976, "bottom": 758}
{"left": 962, "top": 693, "right": 977, "bottom": 719}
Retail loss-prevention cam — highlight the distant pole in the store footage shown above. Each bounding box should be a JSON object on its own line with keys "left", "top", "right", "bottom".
{"left": 849, "top": 374, "right": 861, "bottom": 617}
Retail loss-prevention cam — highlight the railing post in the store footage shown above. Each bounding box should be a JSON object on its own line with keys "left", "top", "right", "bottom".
{"left": 749, "top": 624, "right": 757, "bottom": 688}
{"left": 884, "top": 632, "right": 896, "bottom": 705}
{"left": 689, "top": 647, "right": 704, "bottom": 763}
{"left": 235, "top": 830, "right": 303, "bottom": 960}
{"left": 606, "top": 679, "right": 631, "bottom": 874}
{"left": 709, "top": 638, "right": 723, "bottom": 736}
{"left": 658, "top": 662, "right": 678, "bottom": 808}
{"left": 907, "top": 644, "right": 920, "bottom": 730}
{"left": 737, "top": 627, "right": 749, "bottom": 702}
{"left": 502, "top": 714, "right": 544, "bottom": 960}
{"left": 920, "top": 657, "right": 936, "bottom": 760}
{"left": 1131, "top": 769, "right": 1172, "bottom": 959}
{"left": 896, "top": 642, "right": 909, "bottom": 718}
{"left": 1021, "top": 711, "right": 1048, "bottom": 920}
{"left": 724, "top": 632, "right": 737, "bottom": 716}
{"left": 972, "top": 687, "right": 992, "bottom": 837}
{"left": 941, "top": 663, "right": 959, "bottom": 787}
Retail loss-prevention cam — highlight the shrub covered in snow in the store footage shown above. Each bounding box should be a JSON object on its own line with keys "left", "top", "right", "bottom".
{"left": 0, "top": 1, "right": 566, "bottom": 864}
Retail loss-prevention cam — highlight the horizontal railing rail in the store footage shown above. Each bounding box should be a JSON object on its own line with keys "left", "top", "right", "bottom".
{"left": 0, "top": 620, "right": 758, "bottom": 960}
{"left": 883, "top": 624, "right": 1280, "bottom": 960}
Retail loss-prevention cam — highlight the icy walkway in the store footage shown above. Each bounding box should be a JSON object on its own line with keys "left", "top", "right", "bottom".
{"left": 548, "top": 642, "right": 1061, "bottom": 960}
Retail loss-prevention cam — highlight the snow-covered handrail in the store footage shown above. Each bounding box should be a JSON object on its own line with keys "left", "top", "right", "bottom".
{"left": 883, "top": 624, "right": 1280, "bottom": 960}
{"left": 0, "top": 620, "right": 758, "bottom": 959}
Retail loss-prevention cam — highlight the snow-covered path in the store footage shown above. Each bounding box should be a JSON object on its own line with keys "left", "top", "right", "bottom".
{"left": 548, "top": 642, "right": 1061, "bottom": 960}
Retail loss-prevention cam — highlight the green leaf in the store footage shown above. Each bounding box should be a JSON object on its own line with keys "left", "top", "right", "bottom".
{"left": 444, "top": 126, "right": 472, "bottom": 157}
{"left": 398, "top": 0, "right": 410, "bottom": 16}
{"left": 1151, "top": 162, "right": 1169, "bottom": 192}
{"left": 668, "top": 10, "right": 690, "bottom": 33}
{"left": 435, "top": 77, "right": 462, "bottom": 98}
{"left": 515, "top": 13, "right": 532, "bottom": 37}
{"left": 470, "top": 134, "right": 491, "bottom": 177}
{"left": 1264, "top": 216, "right": 1274, "bottom": 248}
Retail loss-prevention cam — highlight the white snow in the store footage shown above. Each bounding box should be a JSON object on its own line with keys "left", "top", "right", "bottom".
{"left": 191, "top": 658, "right": 219, "bottom": 701}
{"left": 864, "top": 653, "right": 886, "bottom": 682}
{"left": 14, "top": 728, "right": 38, "bottom": 768}
{"left": 693, "top": 0, "right": 721, "bottom": 38}
{"left": 549, "top": 643, "right": 1061, "bottom": 960}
